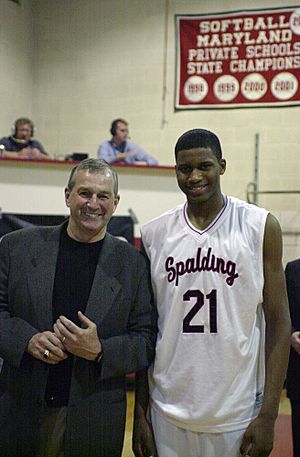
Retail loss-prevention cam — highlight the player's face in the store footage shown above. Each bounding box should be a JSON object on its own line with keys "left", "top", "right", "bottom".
{"left": 175, "top": 147, "right": 226, "bottom": 205}
{"left": 115, "top": 122, "right": 129, "bottom": 143}
{"left": 65, "top": 170, "right": 120, "bottom": 242}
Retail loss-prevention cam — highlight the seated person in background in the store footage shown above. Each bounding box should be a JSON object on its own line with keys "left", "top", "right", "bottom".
{"left": 97, "top": 118, "right": 158, "bottom": 165}
{"left": 0, "top": 118, "right": 49, "bottom": 159}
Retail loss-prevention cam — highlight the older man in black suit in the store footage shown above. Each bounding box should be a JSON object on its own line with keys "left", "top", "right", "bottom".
{"left": 0, "top": 158, "right": 156, "bottom": 457}
{"left": 285, "top": 259, "right": 300, "bottom": 457}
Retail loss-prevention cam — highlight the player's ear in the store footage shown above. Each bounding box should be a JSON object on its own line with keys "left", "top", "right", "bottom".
{"left": 219, "top": 159, "right": 226, "bottom": 175}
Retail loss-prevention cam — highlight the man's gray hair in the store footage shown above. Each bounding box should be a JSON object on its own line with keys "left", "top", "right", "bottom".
{"left": 67, "top": 158, "right": 119, "bottom": 196}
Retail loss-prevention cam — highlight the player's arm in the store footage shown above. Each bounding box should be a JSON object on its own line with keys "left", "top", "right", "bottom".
{"left": 132, "top": 369, "right": 157, "bottom": 457}
{"left": 240, "top": 213, "right": 291, "bottom": 457}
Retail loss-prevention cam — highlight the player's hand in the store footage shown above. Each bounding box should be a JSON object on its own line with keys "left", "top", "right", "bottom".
{"left": 27, "top": 331, "right": 68, "bottom": 364}
{"left": 291, "top": 331, "right": 300, "bottom": 353}
{"left": 239, "top": 415, "right": 275, "bottom": 457}
{"left": 53, "top": 311, "right": 101, "bottom": 361}
{"left": 132, "top": 414, "right": 157, "bottom": 457}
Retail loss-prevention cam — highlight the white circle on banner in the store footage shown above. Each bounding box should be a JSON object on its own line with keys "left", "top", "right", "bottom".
{"left": 270, "top": 72, "right": 298, "bottom": 100}
{"left": 183, "top": 76, "right": 208, "bottom": 102}
{"left": 213, "top": 75, "right": 239, "bottom": 102}
{"left": 241, "top": 73, "right": 267, "bottom": 101}
{"left": 290, "top": 9, "right": 300, "bottom": 35}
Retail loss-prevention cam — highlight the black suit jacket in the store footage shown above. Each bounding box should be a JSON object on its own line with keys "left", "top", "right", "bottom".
{"left": 0, "top": 223, "right": 156, "bottom": 457}
{"left": 285, "top": 259, "right": 300, "bottom": 400}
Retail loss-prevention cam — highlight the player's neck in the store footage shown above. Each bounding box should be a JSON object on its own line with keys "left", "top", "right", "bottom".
{"left": 187, "top": 193, "right": 225, "bottom": 230}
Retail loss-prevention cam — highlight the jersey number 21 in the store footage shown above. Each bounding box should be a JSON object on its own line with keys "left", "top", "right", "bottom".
{"left": 183, "top": 289, "right": 217, "bottom": 333}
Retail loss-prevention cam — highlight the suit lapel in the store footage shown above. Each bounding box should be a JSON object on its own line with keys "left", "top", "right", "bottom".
{"left": 28, "top": 225, "right": 62, "bottom": 330}
{"left": 85, "top": 234, "right": 122, "bottom": 324}
{"left": 28, "top": 229, "right": 123, "bottom": 329}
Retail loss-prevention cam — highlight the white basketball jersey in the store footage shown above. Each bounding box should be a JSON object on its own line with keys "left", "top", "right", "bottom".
{"left": 141, "top": 196, "right": 269, "bottom": 433}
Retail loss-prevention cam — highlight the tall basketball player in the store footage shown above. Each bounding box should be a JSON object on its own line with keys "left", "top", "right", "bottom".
{"left": 133, "top": 129, "right": 291, "bottom": 457}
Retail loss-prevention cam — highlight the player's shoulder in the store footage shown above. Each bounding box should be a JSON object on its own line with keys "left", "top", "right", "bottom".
{"left": 227, "top": 195, "right": 269, "bottom": 223}
{"left": 228, "top": 195, "right": 266, "bottom": 213}
{"left": 141, "top": 204, "right": 184, "bottom": 234}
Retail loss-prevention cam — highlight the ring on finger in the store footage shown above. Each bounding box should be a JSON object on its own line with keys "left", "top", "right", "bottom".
{"left": 43, "top": 349, "right": 50, "bottom": 359}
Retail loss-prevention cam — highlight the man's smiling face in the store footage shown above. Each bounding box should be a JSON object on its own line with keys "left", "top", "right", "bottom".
{"left": 65, "top": 169, "right": 120, "bottom": 242}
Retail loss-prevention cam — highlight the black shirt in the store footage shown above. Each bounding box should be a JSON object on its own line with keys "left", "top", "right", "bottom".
{"left": 45, "top": 226, "right": 103, "bottom": 407}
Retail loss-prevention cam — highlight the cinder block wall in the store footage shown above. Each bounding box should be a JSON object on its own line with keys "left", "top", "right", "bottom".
{"left": 0, "top": 0, "right": 34, "bottom": 127}
{"left": 1, "top": 0, "right": 300, "bottom": 263}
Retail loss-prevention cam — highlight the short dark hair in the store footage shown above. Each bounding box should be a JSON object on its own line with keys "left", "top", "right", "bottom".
{"left": 110, "top": 118, "right": 128, "bottom": 136}
{"left": 175, "top": 129, "right": 222, "bottom": 161}
{"left": 67, "top": 158, "right": 119, "bottom": 196}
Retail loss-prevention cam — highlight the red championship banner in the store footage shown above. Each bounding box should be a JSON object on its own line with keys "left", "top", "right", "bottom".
{"left": 175, "top": 6, "right": 300, "bottom": 109}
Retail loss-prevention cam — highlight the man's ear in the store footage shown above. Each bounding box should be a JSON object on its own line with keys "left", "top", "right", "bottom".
{"left": 175, "top": 164, "right": 180, "bottom": 178}
{"left": 65, "top": 187, "right": 70, "bottom": 207}
{"left": 113, "top": 194, "right": 120, "bottom": 213}
{"left": 219, "top": 159, "right": 226, "bottom": 175}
